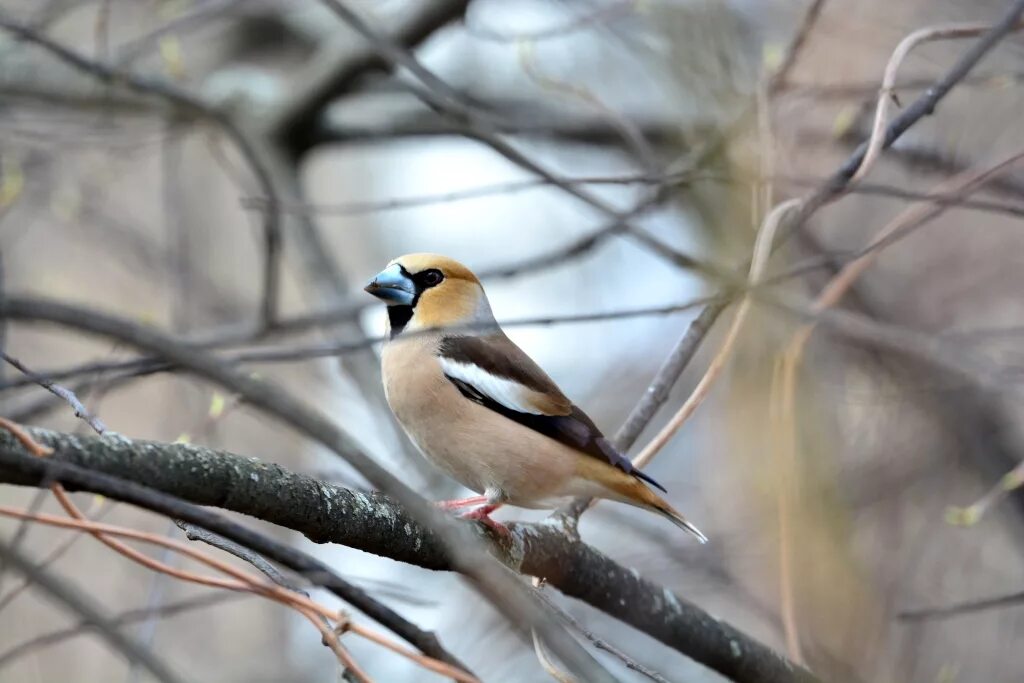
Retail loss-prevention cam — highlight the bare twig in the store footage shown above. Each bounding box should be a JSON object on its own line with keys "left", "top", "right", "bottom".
{"left": 852, "top": 20, "right": 1023, "bottom": 184}
{"left": 533, "top": 584, "right": 671, "bottom": 683}
{"left": 175, "top": 521, "right": 305, "bottom": 594}
{"left": 785, "top": 0, "right": 1024, "bottom": 239}
{"left": 240, "top": 168, "right": 724, "bottom": 217}
{"left": 315, "top": 0, "right": 703, "bottom": 276}
{"left": 263, "top": 0, "right": 471, "bottom": 152}
{"left": 0, "top": 592, "right": 246, "bottom": 670}
{"left": 0, "top": 297, "right": 612, "bottom": 682}
{"left": 945, "top": 458, "right": 1024, "bottom": 528}
{"left": 629, "top": 199, "right": 801, "bottom": 471}
{"left": 0, "top": 13, "right": 283, "bottom": 325}
{"left": 899, "top": 589, "right": 1024, "bottom": 621}
{"left": 114, "top": 0, "right": 265, "bottom": 66}
{"left": 0, "top": 426, "right": 821, "bottom": 683}
{"left": 770, "top": 0, "right": 829, "bottom": 92}
{"left": 592, "top": 0, "right": 1024, "bottom": 507}
{"left": 0, "top": 496, "right": 111, "bottom": 617}
{"left": 0, "top": 537, "right": 183, "bottom": 683}
{"left": 2, "top": 352, "right": 107, "bottom": 433}
{"left": 0, "top": 294, "right": 723, "bottom": 390}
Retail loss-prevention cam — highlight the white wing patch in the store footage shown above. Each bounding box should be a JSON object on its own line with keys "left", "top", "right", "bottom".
{"left": 439, "top": 357, "right": 545, "bottom": 415}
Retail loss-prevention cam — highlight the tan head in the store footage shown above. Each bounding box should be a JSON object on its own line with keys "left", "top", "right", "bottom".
{"left": 364, "top": 253, "right": 494, "bottom": 337}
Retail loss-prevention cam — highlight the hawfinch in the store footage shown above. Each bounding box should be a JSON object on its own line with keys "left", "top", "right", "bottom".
{"left": 365, "top": 253, "right": 706, "bottom": 542}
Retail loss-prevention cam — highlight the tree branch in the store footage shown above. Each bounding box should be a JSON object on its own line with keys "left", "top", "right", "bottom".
{"left": 0, "top": 536, "right": 183, "bottom": 683}
{"left": 0, "top": 428, "right": 470, "bottom": 675}
{"left": 0, "top": 13, "right": 283, "bottom": 324}
{"left": 0, "top": 426, "right": 819, "bottom": 683}
{"left": 263, "top": 0, "right": 472, "bottom": 156}
{"left": 783, "top": 1, "right": 1024, "bottom": 240}
{"left": 0, "top": 296, "right": 614, "bottom": 681}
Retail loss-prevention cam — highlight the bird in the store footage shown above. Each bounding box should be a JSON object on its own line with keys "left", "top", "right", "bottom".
{"left": 364, "top": 253, "right": 707, "bottom": 542}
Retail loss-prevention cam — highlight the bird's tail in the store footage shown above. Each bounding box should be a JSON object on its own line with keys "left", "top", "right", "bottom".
{"left": 610, "top": 472, "right": 708, "bottom": 543}
{"left": 648, "top": 499, "right": 708, "bottom": 544}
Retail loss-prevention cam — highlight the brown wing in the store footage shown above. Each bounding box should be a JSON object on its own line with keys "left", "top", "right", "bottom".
{"left": 437, "top": 334, "right": 666, "bottom": 492}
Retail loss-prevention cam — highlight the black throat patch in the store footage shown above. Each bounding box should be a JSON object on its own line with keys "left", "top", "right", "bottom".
{"left": 388, "top": 305, "right": 414, "bottom": 338}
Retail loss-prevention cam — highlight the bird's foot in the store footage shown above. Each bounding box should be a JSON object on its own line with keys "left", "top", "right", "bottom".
{"left": 434, "top": 495, "right": 488, "bottom": 511}
{"left": 460, "top": 504, "right": 508, "bottom": 537}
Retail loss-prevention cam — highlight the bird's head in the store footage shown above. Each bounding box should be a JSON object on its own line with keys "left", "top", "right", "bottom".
{"left": 364, "top": 253, "right": 494, "bottom": 337}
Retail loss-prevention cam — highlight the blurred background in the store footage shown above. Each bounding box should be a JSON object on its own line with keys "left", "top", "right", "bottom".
{"left": 2, "top": 0, "right": 1024, "bottom": 681}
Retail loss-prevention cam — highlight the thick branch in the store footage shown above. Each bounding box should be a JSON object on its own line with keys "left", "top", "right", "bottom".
{"left": 0, "top": 429, "right": 467, "bottom": 674}
{"left": 0, "top": 296, "right": 612, "bottom": 681}
{"left": 0, "top": 426, "right": 818, "bottom": 683}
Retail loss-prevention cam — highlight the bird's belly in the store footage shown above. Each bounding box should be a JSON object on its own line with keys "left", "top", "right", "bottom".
{"left": 392, "top": 394, "right": 580, "bottom": 506}
{"left": 381, "top": 341, "right": 583, "bottom": 507}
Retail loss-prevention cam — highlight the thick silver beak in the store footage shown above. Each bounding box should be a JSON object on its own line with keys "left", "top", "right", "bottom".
{"left": 364, "top": 263, "right": 415, "bottom": 305}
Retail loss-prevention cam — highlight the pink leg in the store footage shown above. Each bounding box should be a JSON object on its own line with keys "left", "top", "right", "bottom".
{"left": 460, "top": 504, "right": 508, "bottom": 536}
{"left": 434, "top": 495, "right": 488, "bottom": 511}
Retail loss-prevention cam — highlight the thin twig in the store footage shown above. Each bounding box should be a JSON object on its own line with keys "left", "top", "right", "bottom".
{"left": 631, "top": 199, "right": 801, "bottom": 470}
{"left": 315, "top": 0, "right": 702, "bottom": 276}
{"left": 0, "top": 591, "right": 245, "bottom": 670}
{"left": 240, "top": 169, "right": 721, "bottom": 217}
{"left": 0, "top": 418, "right": 474, "bottom": 679}
{"left": 175, "top": 521, "right": 305, "bottom": 594}
{"left": 593, "top": 0, "right": 1024, "bottom": 511}
{"left": 0, "top": 538, "right": 183, "bottom": 683}
{"left": 770, "top": 0, "right": 829, "bottom": 91}
{"left": 769, "top": 147, "right": 1024, "bottom": 669}
{"left": 784, "top": 0, "right": 1024, "bottom": 240}
{"left": 2, "top": 352, "right": 107, "bottom": 433}
{"left": 533, "top": 584, "right": 671, "bottom": 683}
{"left": 0, "top": 495, "right": 111, "bottom": 617}
{"left": 851, "top": 20, "right": 1023, "bottom": 184}
{"left": 0, "top": 295, "right": 723, "bottom": 390}
{"left": 0, "top": 13, "right": 283, "bottom": 325}
{"left": 898, "top": 589, "right": 1024, "bottom": 621}
{"left": 0, "top": 503, "right": 472, "bottom": 682}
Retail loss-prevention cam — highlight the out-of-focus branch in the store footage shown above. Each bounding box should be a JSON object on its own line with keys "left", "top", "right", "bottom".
{"left": 1, "top": 353, "right": 107, "bottom": 434}
{"left": 0, "top": 426, "right": 820, "bottom": 683}
{"left": 0, "top": 537, "right": 183, "bottom": 683}
{"left": 783, "top": 0, "right": 1024, "bottom": 240}
{"left": 592, "top": 0, "right": 1024, "bottom": 500}
{"left": 769, "top": 0, "right": 829, "bottom": 91}
{"left": 0, "top": 295, "right": 722, "bottom": 391}
{"left": 0, "top": 592, "right": 245, "bottom": 671}
{"left": 899, "top": 589, "right": 1024, "bottom": 621}
{"left": 533, "top": 584, "right": 671, "bottom": 683}
{"left": 0, "top": 13, "right": 283, "bottom": 324}
{"left": 314, "top": 0, "right": 704, "bottom": 277}
{"left": 465, "top": 1, "right": 638, "bottom": 44}
{"left": 612, "top": 301, "right": 731, "bottom": 451}
{"left": 851, "top": 20, "right": 1024, "bottom": 185}
{"left": 313, "top": 104, "right": 685, "bottom": 148}
{"left": 262, "top": 0, "right": 472, "bottom": 155}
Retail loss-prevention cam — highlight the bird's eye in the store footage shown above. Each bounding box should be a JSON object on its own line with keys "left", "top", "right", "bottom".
{"left": 421, "top": 269, "right": 444, "bottom": 287}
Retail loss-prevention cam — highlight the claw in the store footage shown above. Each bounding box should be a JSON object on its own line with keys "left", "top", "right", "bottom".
{"left": 460, "top": 504, "right": 508, "bottom": 537}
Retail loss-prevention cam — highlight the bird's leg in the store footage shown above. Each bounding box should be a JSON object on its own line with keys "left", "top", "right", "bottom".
{"left": 434, "top": 495, "right": 488, "bottom": 511}
{"left": 460, "top": 504, "right": 508, "bottom": 537}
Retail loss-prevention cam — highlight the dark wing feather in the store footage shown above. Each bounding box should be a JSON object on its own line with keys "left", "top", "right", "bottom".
{"left": 439, "top": 334, "right": 666, "bottom": 492}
